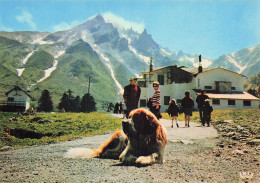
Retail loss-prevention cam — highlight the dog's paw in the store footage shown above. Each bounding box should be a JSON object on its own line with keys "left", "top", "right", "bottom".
{"left": 136, "top": 156, "right": 153, "bottom": 166}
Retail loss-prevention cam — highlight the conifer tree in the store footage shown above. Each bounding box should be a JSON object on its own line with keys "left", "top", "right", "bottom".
{"left": 81, "top": 93, "right": 97, "bottom": 113}
{"left": 58, "top": 92, "right": 69, "bottom": 112}
{"left": 37, "top": 89, "right": 53, "bottom": 112}
{"left": 73, "top": 96, "right": 81, "bottom": 112}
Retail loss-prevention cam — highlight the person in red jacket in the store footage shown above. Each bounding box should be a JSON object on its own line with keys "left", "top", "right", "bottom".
{"left": 123, "top": 77, "right": 141, "bottom": 118}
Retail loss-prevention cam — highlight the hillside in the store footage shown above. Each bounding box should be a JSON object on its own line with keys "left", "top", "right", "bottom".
{"left": 244, "top": 72, "right": 260, "bottom": 93}
{"left": 0, "top": 14, "right": 260, "bottom": 110}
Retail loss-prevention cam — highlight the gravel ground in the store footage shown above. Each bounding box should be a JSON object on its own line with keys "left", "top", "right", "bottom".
{"left": 0, "top": 116, "right": 259, "bottom": 183}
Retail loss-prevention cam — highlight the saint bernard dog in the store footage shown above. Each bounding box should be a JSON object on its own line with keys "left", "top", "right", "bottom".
{"left": 65, "top": 108, "right": 167, "bottom": 166}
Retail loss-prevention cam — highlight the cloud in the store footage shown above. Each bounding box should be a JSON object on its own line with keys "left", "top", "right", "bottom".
{"left": 16, "top": 10, "right": 36, "bottom": 29}
{"left": 52, "top": 20, "right": 81, "bottom": 32}
{"left": 102, "top": 12, "right": 145, "bottom": 33}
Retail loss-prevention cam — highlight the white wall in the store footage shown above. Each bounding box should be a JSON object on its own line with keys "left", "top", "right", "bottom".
{"left": 7, "top": 90, "right": 30, "bottom": 111}
{"left": 211, "top": 99, "right": 259, "bottom": 110}
{"left": 196, "top": 68, "right": 244, "bottom": 92}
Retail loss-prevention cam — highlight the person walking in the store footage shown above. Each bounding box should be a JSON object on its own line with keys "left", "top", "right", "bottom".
{"left": 123, "top": 77, "right": 141, "bottom": 118}
{"left": 203, "top": 99, "right": 213, "bottom": 127}
{"left": 181, "top": 90, "right": 194, "bottom": 127}
{"left": 196, "top": 89, "right": 209, "bottom": 126}
{"left": 167, "top": 99, "right": 180, "bottom": 128}
{"left": 151, "top": 81, "right": 162, "bottom": 120}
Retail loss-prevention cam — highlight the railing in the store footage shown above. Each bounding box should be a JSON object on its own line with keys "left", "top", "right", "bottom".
{"left": 0, "top": 101, "right": 26, "bottom": 106}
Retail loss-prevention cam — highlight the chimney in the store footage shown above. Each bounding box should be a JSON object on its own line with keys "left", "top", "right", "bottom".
{"left": 149, "top": 57, "right": 153, "bottom": 72}
{"left": 198, "top": 54, "right": 203, "bottom": 73}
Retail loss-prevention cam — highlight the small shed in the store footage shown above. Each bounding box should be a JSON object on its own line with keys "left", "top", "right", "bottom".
{"left": 5, "top": 85, "right": 32, "bottom": 112}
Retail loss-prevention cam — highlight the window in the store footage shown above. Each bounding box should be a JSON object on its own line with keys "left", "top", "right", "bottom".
{"left": 158, "top": 75, "right": 164, "bottom": 85}
{"left": 231, "top": 87, "right": 236, "bottom": 90}
{"left": 204, "top": 86, "right": 212, "bottom": 89}
{"left": 140, "top": 99, "right": 147, "bottom": 107}
{"left": 212, "top": 99, "right": 220, "bottom": 105}
{"left": 243, "top": 100, "right": 251, "bottom": 106}
{"left": 138, "top": 81, "right": 146, "bottom": 87}
{"left": 164, "top": 96, "right": 170, "bottom": 105}
{"left": 228, "top": 100, "right": 235, "bottom": 105}
{"left": 7, "top": 97, "right": 14, "bottom": 102}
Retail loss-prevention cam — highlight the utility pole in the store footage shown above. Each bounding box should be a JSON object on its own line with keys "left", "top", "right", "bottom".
{"left": 88, "top": 77, "right": 90, "bottom": 94}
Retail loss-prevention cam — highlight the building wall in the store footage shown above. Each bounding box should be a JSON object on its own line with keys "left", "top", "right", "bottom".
{"left": 139, "top": 67, "right": 259, "bottom": 112}
{"left": 139, "top": 72, "right": 197, "bottom": 112}
{"left": 211, "top": 99, "right": 259, "bottom": 110}
{"left": 7, "top": 90, "right": 30, "bottom": 111}
{"left": 196, "top": 69, "right": 244, "bottom": 92}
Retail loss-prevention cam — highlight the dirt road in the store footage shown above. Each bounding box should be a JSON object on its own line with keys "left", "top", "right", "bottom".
{"left": 1, "top": 116, "right": 259, "bottom": 182}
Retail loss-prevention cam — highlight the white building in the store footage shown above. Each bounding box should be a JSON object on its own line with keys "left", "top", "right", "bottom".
{"left": 137, "top": 61, "right": 260, "bottom": 112}
{"left": 5, "top": 86, "right": 32, "bottom": 111}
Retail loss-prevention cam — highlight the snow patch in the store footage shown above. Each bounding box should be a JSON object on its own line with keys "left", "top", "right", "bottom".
{"left": 16, "top": 50, "right": 36, "bottom": 77}
{"left": 22, "top": 50, "right": 35, "bottom": 65}
{"left": 93, "top": 46, "right": 124, "bottom": 96}
{"left": 226, "top": 55, "right": 247, "bottom": 74}
{"left": 161, "top": 48, "right": 172, "bottom": 56}
{"left": 17, "top": 68, "right": 25, "bottom": 77}
{"left": 37, "top": 50, "right": 65, "bottom": 83}
{"left": 32, "top": 34, "right": 54, "bottom": 45}
{"left": 129, "top": 45, "right": 150, "bottom": 64}
{"left": 37, "top": 59, "right": 58, "bottom": 83}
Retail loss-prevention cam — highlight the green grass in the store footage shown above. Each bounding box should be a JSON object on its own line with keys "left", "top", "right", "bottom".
{"left": 0, "top": 112, "right": 122, "bottom": 148}
{"left": 1, "top": 109, "right": 259, "bottom": 149}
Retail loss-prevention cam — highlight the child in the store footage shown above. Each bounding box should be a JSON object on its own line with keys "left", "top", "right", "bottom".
{"left": 167, "top": 99, "right": 180, "bottom": 128}
{"left": 147, "top": 98, "right": 153, "bottom": 111}
{"left": 204, "top": 99, "right": 213, "bottom": 127}
{"left": 122, "top": 102, "right": 127, "bottom": 119}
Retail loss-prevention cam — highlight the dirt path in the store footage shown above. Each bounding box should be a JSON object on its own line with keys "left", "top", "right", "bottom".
{"left": 0, "top": 116, "right": 259, "bottom": 183}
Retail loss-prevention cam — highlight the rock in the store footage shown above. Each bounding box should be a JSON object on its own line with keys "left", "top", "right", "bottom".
{"left": 226, "top": 132, "right": 235, "bottom": 137}
{"left": 247, "top": 139, "right": 260, "bottom": 145}
{"left": 218, "top": 144, "right": 225, "bottom": 148}
{"left": 0, "top": 146, "right": 14, "bottom": 151}
{"left": 232, "top": 149, "right": 244, "bottom": 155}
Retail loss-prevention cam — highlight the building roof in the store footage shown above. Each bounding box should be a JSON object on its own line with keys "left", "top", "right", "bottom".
{"left": 207, "top": 92, "right": 260, "bottom": 101}
{"left": 142, "top": 66, "right": 245, "bottom": 77}
{"left": 5, "top": 86, "right": 32, "bottom": 98}
{"left": 183, "top": 67, "right": 246, "bottom": 77}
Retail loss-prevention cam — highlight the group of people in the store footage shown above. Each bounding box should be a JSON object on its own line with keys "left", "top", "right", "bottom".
{"left": 122, "top": 77, "right": 213, "bottom": 127}
{"left": 167, "top": 89, "right": 213, "bottom": 128}
{"left": 123, "top": 77, "right": 161, "bottom": 119}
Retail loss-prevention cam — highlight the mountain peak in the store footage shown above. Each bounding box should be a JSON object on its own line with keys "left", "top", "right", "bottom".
{"left": 142, "top": 29, "right": 148, "bottom": 35}
{"left": 94, "top": 14, "right": 105, "bottom": 22}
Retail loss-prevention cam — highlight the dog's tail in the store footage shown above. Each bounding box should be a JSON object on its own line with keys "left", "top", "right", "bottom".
{"left": 64, "top": 147, "right": 102, "bottom": 159}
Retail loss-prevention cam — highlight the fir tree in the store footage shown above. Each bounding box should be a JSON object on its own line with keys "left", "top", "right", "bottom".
{"left": 58, "top": 92, "right": 69, "bottom": 112}
{"left": 81, "top": 93, "right": 97, "bottom": 113}
{"left": 73, "top": 96, "right": 81, "bottom": 112}
{"left": 37, "top": 89, "right": 53, "bottom": 112}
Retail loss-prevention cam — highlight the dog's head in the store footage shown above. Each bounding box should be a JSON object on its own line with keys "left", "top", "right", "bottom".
{"left": 122, "top": 108, "right": 167, "bottom": 145}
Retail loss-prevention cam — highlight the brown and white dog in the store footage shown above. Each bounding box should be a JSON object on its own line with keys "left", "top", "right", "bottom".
{"left": 65, "top": 108, "right": 167, "bottom": 166}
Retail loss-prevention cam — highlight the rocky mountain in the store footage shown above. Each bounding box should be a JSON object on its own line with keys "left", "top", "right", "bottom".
{"left": 0, "top": 14, "right": 259, "bottom": 109}
{"left": 211, "top": 45, "right": 260, "bottom": 77}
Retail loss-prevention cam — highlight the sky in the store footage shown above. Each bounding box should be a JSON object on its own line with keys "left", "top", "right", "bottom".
{"left": 0, "top": 0, "right": 259, "bottom": 59}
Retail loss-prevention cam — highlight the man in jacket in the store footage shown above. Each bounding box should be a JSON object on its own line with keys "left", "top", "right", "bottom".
{"left": 123, "top": 77, "right": 141, "bottom": 118}
{"left": 196, "top": 89, "right": 209, "bottom": 126}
